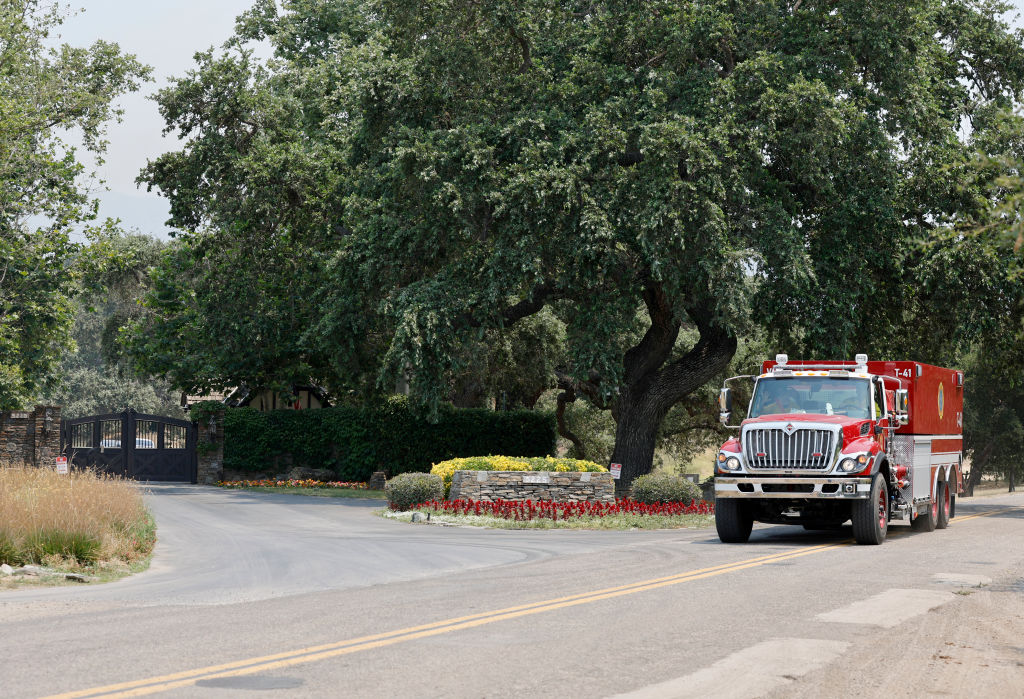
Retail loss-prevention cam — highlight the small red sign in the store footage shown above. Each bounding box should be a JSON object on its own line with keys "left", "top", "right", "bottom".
{"left": 55, "top": 456, "right": 68, "bottom": 475}
{"left": 610, "top": 463, "right": 622, "bottom": 479}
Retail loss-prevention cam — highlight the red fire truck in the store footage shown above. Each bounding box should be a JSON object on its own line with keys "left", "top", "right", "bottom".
{"left": 714, "top": 354, "right": 964, "bottom": 545}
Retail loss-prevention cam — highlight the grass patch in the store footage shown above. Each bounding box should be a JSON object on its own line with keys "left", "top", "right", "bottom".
{"left": 382, "top": 510, "right": 715, "bottom": 530}
{"left": 0, "top": 467, "right": 155, "bottom": 587}
{"left": 220, "top": 479, "right": 385, "bottom": 499}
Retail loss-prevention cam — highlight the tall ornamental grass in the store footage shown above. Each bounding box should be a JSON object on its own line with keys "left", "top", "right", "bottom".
{"left": 0, "top": 468, "right": 154, "bottom": 567}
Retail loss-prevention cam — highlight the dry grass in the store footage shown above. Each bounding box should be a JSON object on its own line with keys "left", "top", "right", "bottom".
{"left": 0, "top": 467, "right": 154, "bottom": 568}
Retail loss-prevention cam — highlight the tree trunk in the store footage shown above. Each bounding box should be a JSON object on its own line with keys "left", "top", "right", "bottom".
{"left": 966, "top": 441, "right": 994, "bottom": 497}
{"left": 610, "top": 392, "right": 668, "bottom": 494}
{"left": 608, "top": 282, "right": 737, "bottom": 494}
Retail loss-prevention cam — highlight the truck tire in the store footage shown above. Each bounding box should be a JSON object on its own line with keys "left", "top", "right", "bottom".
{"left": 911, "top": 487, "right": 938, "bottom": 532}
{"left": 936, "top": 481, "right": 951, "bottom": 529}
{"left": 716, "top": 498, "right": 753, "bottom": 543}
{"left": 852, "top": 473, "right": 888, "bottom": 545}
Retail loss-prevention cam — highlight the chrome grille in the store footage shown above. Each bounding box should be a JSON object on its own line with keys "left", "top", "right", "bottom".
{"left": 742, "top": 426, "right": 837, "bottom": 472}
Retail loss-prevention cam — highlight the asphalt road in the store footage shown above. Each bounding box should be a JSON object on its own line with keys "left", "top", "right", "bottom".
{"left": 1, "top": 485, "right": 1022, "bottom": 698}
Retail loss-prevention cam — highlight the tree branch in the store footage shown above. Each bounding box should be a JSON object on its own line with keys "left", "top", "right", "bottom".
{"left": 555, "top": 379, "right": 586, "bottom": 459}
{"left": 617, "top": 150, "right": 644, "bottom": 167}
{"left": 504, "top": 19, "right": 532, "bottom": 73}
{"left": 460, "top": 281, "right": 559, "bottom": 329}
{"left": 623, "top": 278, "right": 680, "bottom": 385}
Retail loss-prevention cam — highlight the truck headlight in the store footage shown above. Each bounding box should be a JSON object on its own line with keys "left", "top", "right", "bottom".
{"left": 837, "top": 458, "right": 858, "bottom": 473}
{"left": 724, "top": 456, "right": 741, "bottom": 472}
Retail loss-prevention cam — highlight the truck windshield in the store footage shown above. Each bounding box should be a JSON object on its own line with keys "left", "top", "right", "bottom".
{"left": 749, "top": 377, "right": 872, "bottom": 419}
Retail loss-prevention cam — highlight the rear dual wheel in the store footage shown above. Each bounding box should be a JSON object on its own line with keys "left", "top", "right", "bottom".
{"left": 911, "top": 481, "right": 941, "bottom": 532}
{"left": 936, "top": 481, "right": 951, "bottom": 529}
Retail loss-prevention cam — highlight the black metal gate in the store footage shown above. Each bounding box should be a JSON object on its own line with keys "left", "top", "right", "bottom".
{"left": 61, "top": 409, "right": 197, "bottom": 483}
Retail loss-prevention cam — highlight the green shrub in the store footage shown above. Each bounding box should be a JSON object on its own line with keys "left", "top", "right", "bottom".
{"left": 386, "top": 472, "right": 444, "bottom": 511}
{"left": 630, "top": 473, "right": 703, "bottom": 504}
{"left": 24, "top": 530, "right": 101, "bottom": 564}
{"left": 0, "top": 531, "right": 23, "bottom": 566}
{"left": 431, "top": 455, "right": 607, "bottom": 495}
{"left": 222, "top": 397, "right": 556, "bottom": 481}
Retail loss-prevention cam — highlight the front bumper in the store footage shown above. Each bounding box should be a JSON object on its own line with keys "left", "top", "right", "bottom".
{"left": 715, "top": 477, "right": 873, "bottom": 499}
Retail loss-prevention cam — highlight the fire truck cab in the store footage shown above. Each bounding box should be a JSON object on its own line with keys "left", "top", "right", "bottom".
{"left": 714, "top": 354, "right": 964, "bottom": 545}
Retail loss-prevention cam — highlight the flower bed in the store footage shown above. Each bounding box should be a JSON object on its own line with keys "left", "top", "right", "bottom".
{"left": 432, "top": 456, "right": 606, "bottom": 495}
{"left": 410, "top": 497, "right": 714, "bottom": 520}
{"left": 219, "top": 479, "right": 369, "bottom": 489}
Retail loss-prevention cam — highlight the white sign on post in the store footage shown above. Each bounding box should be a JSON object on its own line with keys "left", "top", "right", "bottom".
{"left": 55, "top": 456, "right": 68, "bottom": 475}
{"left": 610, "top": 463, "right": 622, "bottom": 479}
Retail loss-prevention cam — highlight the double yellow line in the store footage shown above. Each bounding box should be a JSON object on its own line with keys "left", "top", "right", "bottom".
{"left": 47, "top": 506, "right": 1016, "bottom": 699}
{"left": 45, "top": 542, "right": 849, "bottom": 698}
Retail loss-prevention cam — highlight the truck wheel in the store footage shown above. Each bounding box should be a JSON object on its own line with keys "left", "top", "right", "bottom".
{"left": 936, "top": 481, "right": 951, "bottom": 529}
{"left": 911, "top": 488, "right": 938, "bottom": 532}
{"left": 851, "top": 473, "right": 888, "bottom": 545}
{"left": 716, "top": 498, "right": 753, "bottom": 543}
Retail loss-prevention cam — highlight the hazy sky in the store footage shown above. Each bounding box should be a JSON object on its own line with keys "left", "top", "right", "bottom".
{"left": 54, "top": 1, "right": 260, "bottom": 238}
{"left": 54, "top": 1, "right": 1024, "bottom": 239}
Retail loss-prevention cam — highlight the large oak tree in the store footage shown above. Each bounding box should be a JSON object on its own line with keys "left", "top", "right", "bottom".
{"left": 136, "top": 0, "right": 1024, "bottom": 486}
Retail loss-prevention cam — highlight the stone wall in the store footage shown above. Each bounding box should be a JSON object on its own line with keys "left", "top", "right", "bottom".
{"left": 448, "top": 470, "right": 615, "bottom": 503}
{"left": 196, "top": 407, "right": 225, "bottom": 485}
{"left": 0, "top": 406, "right": 61, "bottom": 469}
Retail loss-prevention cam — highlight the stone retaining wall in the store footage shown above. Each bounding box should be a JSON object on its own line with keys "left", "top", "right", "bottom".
{"left": 448, "top": 470, "right": 615, "bottom": 503}
{"left": 0, "top": 406, "right": 61, "bottom": 469}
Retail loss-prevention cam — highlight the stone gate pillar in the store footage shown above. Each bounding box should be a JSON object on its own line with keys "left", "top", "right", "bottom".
{"left": 0, "top": 405, "right": 60, "bottom": 469}
{"left": 33, "top": 406, "right": 60, "bottom": 468}
{"left": 195, "top": 407, "right": 225, "bottom": 485}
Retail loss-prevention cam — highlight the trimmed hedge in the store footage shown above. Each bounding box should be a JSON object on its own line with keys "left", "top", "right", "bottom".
{"left": 630, "top": 473, "right": 703, "bottom": 504}
{"left": 223, "top": 398, "right": 556, "bottom": 482}
{"left": 431, "top": 455, "right": 607, "bottom": 496}
{"left": 386, "top": 473, "right": 444, "bottom": 511}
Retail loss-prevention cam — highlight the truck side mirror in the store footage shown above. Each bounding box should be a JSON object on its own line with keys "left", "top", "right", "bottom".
{"left": 719, "top": 387, "right": 733, "bottom": 425}
{"left": 895, "top": 389, "right": 909, "bottom": 426}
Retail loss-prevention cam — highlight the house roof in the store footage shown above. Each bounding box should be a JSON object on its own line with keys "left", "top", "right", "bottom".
{"left": 180, "top": 389, "right": 239, "bottom": 408}
{"left": 181, "top": 385, "right": 330, "bottom": 409}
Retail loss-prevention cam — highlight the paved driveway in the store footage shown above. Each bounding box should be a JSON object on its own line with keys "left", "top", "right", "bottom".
{"left": 3, "top": 487, "right": 1024, "bottom": 698}
{"left": 7, "top": 484, "right": 700, "bottom": 606}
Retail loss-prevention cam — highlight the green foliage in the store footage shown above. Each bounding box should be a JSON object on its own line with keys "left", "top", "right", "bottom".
{"left": 630, "top": 473, "right": 702, "bottom": 504}
{"left": 385, "top": 472, "right": 444, "bottom": 511}
{"left": 24, "top": 530, "right": 101, "bottom": 565}
{"left": 962, "top": 344, "right": 1024, "bottom": 491}
{"left": 431, "top": 455, "right": 608, "bottom": 496}
{"left": 0, "top": 232, "right": 79, "bottom": 408}
{"left": 189, "top": 400, "right": 225, "bottom": 423}
{"left": 222, "top": 399, "right": 556, "bottom": 482}
{"left": 0, "top": 1, "right": 151, "bottom": 229}
{"left": 0, "top": 1, "right": 150, "bottom": 410}
{"left": 135, "top": 0, "right": 1024, "bottom": 484}
{"left": 123, "top": 229, "right": 344, "bottom": 401}
{"left": 0, "top": 531, "right": 23, "bottom": 566}
{"left": 37, "top": 233, "right": 182, "bottom": 418}
{"left": 44, "top": 365, "right": 183, "bottom": 420}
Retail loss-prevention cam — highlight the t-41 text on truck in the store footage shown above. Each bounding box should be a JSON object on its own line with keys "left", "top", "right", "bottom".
{"left": 714, "top": 354, "right": 963, "bottom": 545}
